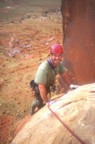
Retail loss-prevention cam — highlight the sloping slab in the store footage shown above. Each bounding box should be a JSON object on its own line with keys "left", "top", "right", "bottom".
{"left": 11, "top": 83, "right": 95, "bottom": 144}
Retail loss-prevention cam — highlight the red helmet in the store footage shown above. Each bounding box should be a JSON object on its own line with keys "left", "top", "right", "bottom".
{"left": 50, "top": 44, "right": 64, "bottom": 54}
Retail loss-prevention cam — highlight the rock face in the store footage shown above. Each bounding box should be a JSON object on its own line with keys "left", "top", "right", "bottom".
{"left": 11, "top": 83, "right": 95, "bottom": 144}
{"left": 61, "top": 0, "right": 95, "bottom": 84}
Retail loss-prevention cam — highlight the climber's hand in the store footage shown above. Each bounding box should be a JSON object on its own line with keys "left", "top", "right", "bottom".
{"left": 46, "top": 100, "right": 55, "bottom": 106}
{"left": 70, "top": 84, "right": 79, "bottom": 90}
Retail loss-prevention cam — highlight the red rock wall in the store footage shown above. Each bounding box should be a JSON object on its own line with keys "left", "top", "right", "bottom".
{"left": 61, "top": 0, "right": 95, "bottom": 84}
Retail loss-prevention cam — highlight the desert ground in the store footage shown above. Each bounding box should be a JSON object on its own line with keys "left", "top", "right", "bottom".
{"left": 0, "top": 1, "right": 63, "bottom": 143}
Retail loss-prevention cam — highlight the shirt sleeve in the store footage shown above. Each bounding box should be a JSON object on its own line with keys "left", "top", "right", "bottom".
{"left": 59, "top": 62, "right": 67, "bottom": 74}
{"left": 35, "top": 69, "right": 47, "bottom": 85}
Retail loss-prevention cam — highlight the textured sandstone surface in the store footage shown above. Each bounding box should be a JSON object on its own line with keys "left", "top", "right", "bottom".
{"left": 11, "top": 83, "right": 95, "bottom": 144}
{"left": 61, "top": 0, "right": 95, "bottom": 84}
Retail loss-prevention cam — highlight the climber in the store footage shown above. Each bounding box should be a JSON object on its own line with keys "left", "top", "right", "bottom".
{"left": 30, "top": 43, "right": 73, "bottom": 115}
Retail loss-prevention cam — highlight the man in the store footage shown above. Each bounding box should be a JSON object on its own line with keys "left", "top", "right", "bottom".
{"left": 30, "top": 43, "right": 73, "bottom": 114}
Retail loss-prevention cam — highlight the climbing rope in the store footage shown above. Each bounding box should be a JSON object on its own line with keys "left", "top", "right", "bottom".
{"left": 47, "top": 102, "right": 86, "bottom": 144}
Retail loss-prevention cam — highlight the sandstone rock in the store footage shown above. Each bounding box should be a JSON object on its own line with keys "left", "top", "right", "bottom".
{"left": 61, "top": 0, "right": 95, "bottom": 84}
{"left": 11, "top": 83, "right": 95, "bottom": 144}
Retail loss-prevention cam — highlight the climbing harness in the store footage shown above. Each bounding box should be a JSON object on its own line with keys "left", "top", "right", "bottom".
{"left": 47, "top": 102, "right": 86, "bottom": 144}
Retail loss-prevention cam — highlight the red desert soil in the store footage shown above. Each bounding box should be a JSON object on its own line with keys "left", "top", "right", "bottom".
{"left": 0, "top": 10, "right": 63, "bottom": 143}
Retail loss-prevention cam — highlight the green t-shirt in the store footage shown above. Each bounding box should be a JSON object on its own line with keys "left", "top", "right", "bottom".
{"left": 35, "top": 60, "right": 66, "bottom": 87}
